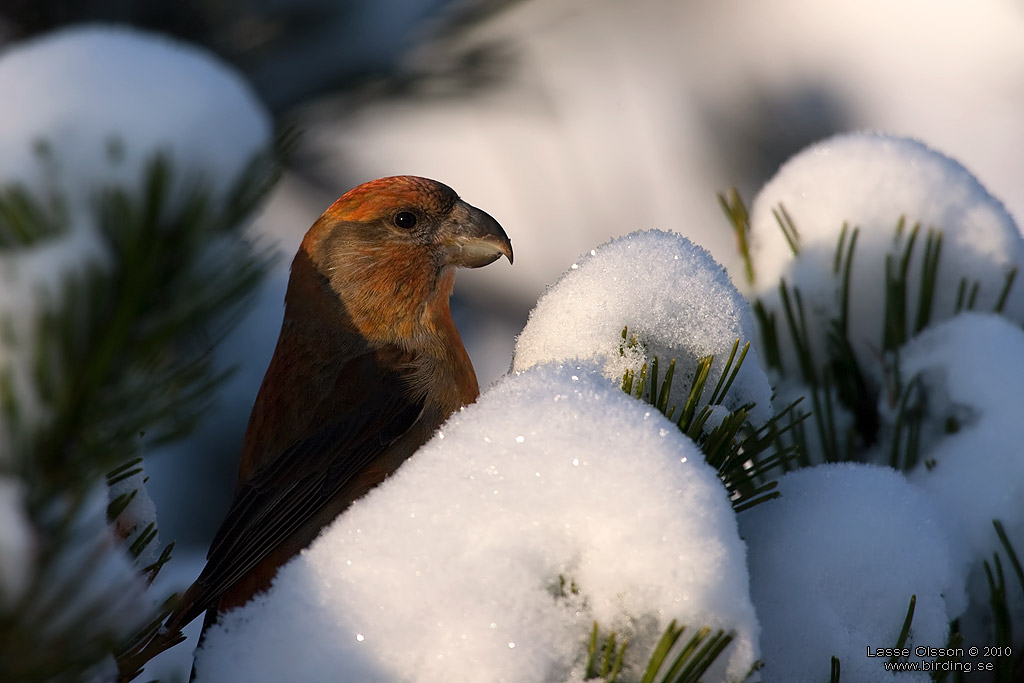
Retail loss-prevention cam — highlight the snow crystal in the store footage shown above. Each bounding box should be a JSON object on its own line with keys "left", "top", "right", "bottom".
{"left": 885, "top": 313, "right": 1024, "bottom": 619}
{"left": 0, "top": 477, "right": 34, "bottom": 607}
{"left": 748, "top": 132, "right": 1024, "bottom": 378}
{"left": 513, "top": 230, "right": 773, "bottom": 426}
{"left": 194, "top": 363, "right": 759, "bottom": 683}
{"left": 741, "top": 463, "right": 966, "bottom": 683}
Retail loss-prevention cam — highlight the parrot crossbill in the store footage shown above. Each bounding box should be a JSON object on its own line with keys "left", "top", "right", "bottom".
{"left": 157, "top": 175, "right": 511, "bottom": 663}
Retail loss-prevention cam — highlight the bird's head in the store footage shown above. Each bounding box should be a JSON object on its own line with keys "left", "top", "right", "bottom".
{"left": 292, "top": 176, "right": 512, "bottom": 345}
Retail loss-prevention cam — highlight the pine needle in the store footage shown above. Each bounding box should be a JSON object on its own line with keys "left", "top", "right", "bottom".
{"left": 717, "top": 188, "right": 756, "bottom": 285}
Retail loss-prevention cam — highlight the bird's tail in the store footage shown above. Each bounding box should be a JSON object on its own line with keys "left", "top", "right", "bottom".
{"left": 114, "top": 584, "right": 207, "bottom": 683}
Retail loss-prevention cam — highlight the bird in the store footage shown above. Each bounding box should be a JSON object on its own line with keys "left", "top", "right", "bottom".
{"left": 116, "top": 175, "right": 511, "bottom": 681}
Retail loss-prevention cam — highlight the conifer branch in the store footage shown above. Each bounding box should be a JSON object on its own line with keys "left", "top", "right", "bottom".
{"left": 0, "top": 134, "right": 284, "bottom": 683}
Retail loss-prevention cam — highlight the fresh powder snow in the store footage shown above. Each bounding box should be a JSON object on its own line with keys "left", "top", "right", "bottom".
{"left": 886, "top": 312, "right": 1024, "bottom": 642}
{"left": 194, "top": 362, "right": 760, "bottom": 683}
{"left": 513, "top": 229, "right": 773, "bottom": 427}
{"left": 747, "top": 132, "right": 1024, "bottom": 379}
{"left": 741, "top": 463, "right": 967, "bottom": 683}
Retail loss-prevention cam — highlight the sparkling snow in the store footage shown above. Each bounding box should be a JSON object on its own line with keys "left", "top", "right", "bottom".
{"left": 741, "top": 463, "right": 967, "bottom": 683}
{"left": 748, "top": 132, "right": 1024, "bottom": 378}
{"left": 194, "top": 363, "right": 759, "bottom": 683}
{"left": 513, "top": 230, "right": 773, "bottom": 427}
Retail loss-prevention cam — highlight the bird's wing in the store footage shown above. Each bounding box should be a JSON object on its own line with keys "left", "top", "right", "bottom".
{"left": 187, "top": 350, "right": 425, "bottom": 618}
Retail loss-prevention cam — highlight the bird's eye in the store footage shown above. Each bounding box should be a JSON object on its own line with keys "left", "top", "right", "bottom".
{"left": 394, "top": 211, "right": 417, "bottom": 229}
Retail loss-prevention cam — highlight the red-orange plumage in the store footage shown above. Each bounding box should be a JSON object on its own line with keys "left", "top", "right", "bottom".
{"left": 144, "top": 176, "right": 511, "bottom": 675}
{"left": 318, "top": 175, "right": 458, "bottom": 224}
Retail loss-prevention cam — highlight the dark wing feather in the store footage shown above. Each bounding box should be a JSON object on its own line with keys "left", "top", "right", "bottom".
{"left": 185, "top": 355, "right": 424, "bottom": 621}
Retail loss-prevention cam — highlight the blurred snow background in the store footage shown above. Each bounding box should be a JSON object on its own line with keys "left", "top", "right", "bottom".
{"left": 2, "top": 0, "right": 1006, "bottom": 553}
{"left": 1, "top": 0, "right": 1023, "bottom": 679}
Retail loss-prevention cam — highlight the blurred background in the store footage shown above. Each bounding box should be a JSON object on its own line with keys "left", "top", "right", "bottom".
{"left": 2, "top": 0, "right": 1022, "bottom": 594}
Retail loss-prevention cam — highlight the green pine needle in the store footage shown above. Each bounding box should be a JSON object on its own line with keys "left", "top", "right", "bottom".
{"left": 583, "top": 622, "right": 627, "bottom": 682}
{"left": 107, "top": 489, "right": 138, "bottom": 522}
{"left": 619, "top": 327, "right": 791, "bottom": 512}
{"left": 106, "top": 457, "right": 145, "bottom": 486}
{"left": 777, "top": 281, "right": 818, "bottom": 385}
{"left": 1, "top": 132, "right": 284, "bottom": 682}
{"left": 834, "top": 225, "right": 858, "bottom": 336}
{"left": 890, "top": 595, "right": 916, "bottom": 663}
{"left": 994, "top": 268, "right": 1017, "bottom": 313}
{"left": 989, "top": 519, "right": 1024, "bottom": 679}
{"left": 914, "top": 230, "right": 942, "bottom": 334}
{"left": 717, "top": 188, "right": 756, "bottom": 286}
{"left": 640, "top": 620, "right": 685, "bottom": 683}
{"left": 984, "top": 554, "right": 1014, "bottom": 677}
{"left": 636, "top": 621, "right": 741, "bottom": 683}
{"left": 773, "top": 203, "right": 801, "bottom": 256}
{"left": 751, "top": 300, "right": 782, "bottom": 371}
{"left": 127, "top": 522, "right": 158, "bottom": 559}
{"left": 586, "top": 622, "right": 601, "bottom": 679}
{"left": 677, "top": 357, "right": 712, "bottom": 435}
{"left": 993, "top": 520, "right": 1024, "bottom": 597}
{"left": 887, "top": 375, "right": 923, "bottom": 471}
{"left": 141, "top": 541, "right": 175, "bottom": 585}
{"left": 830, "top": 655, "right": 841, "bottom": 683}
{"left": 0, "top": 184, "right": 67, "bottom": 248}
{"left": 708, "top": 340, "right": 749, "bottom": 407}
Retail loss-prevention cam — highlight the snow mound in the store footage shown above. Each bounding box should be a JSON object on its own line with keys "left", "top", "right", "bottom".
{"left": 748, "top": 131, "right": 1024, "bottom": 375}
{"left": 195, "top": 362, "right": 759, "bottom": 683}
{"left": 741, "top": 463, "right": 966, "bottom": 683}
{"left": 890, "top": 313, "right": 1024, "bottom": 579}
{"left": 513, "top": 230, "right": 773, "bottom": 426}
{"left": 0, "top": 23, "right": 271, "bottom": 209}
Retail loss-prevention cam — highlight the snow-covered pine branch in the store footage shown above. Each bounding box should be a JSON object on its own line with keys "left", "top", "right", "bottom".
{"left": 0, "top": 25, "right": 275, "bottom": 682}
{"left": 733, "top": 131, "right": 1024, "bottom": 681}
{"left": 194, "top": 361, "right": 761, "bottom": 683}
{"left": 192, "top": 229, "right": 772, "bottom": 682}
